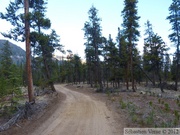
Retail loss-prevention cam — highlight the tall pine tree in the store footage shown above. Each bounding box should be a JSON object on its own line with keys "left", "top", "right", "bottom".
{"left": 121, "top": 0, "right": 140, "bottom": 91}
{"left": 83, "top": 6, "right": 103, "bottom": 91}
{"left": 116, "top": 28, "right": 128, "bottom": 88}
{"left": 0, "top": 0, "right": 34, "bottom": 102}
{"left": 167, "top": 0, "right": 180, "bottom": 91}
{"left": 0, "top": 41, "right": 22, "bottom": 98}
{"left": 32, "top": 1, "right": 63, "bottom": 92}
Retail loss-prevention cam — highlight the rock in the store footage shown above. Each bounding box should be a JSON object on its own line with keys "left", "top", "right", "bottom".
{"left": 157, "top": 93, "right": 162, "bottom": 98}
{"left": 140, "top": 91, "right": 146, "bottom": 95}
{"left": 146, "top": 91, "right": 151, "bottom": 96}
{"left": 152, "top": 92, "right": 156, "bottom": 96}
{"left": 77, "top": 85, "right": 83, "bottom": 88}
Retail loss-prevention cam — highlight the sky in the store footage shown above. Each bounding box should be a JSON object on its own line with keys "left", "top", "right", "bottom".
{"left": 0, "top": 0, "right": 174, "bottom": 59}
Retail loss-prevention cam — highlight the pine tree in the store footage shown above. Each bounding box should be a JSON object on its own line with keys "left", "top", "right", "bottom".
{"left": 145, "top": 34, "right": 168, "bottom": 92}
{"left": 163, "top": 53, "right": 171, "bottom": 81}
{"left": 0, "top": 41, "right": 13, "bottom": 79}
{"left": 144, "top": 20, "right": 154, "bottom": 45}
{"left": 116, "top": 28, "right": 128, "bottom": 88}
{"left": 71, "top": 54, "right": 82, "bottom": 84}
{"left": 143, "top": 20, "right": 155, "bottom": 86}
{"left": 121, "top": 0, "right": 140, "bottom": 91}
{"left": 167, "top": 0, "right": 180, "bottom": 91}
{"left": 171, "top": 57, "right": 177, "bottom": 83}
{"left": 0, "top": 41, "right": 13, "bottom": 96}
{"left": 0, "top": 0, "right": 34, "bottom": 102}
{"left": 103, "top": 34, "right": 119, "bottom": 88}
{"left": 0, "top": 41, "right": 22, "bottom": 99}
{"left": 30, "top": 0, "right": 63, "bottom": 92}
{"left": 83, "top": 6, "right": 103, "bottom": 91}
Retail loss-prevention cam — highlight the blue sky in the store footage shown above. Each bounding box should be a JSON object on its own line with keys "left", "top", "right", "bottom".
{"left": 0, "top": 0, "right": 174, "bottom": 58}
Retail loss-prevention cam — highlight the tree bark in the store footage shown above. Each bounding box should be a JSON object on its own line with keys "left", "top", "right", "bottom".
{"left": 93, "top": 36, "right": 103, "bottom": 91}
{"left": 126, "top": 63, "right": 129, "bottom": 90}
{"left": 137, "top": 64, "right": 154, "bottom": 84}
{"left": 42, "top": 50, "right": 56, "bottom": 92}
{"left": 130, "top": 43, "right": 135, "bottom": 92}
{"left": 157, "top": 67, "right": 164, "bottom": 93}
{"left": 175, "top": 15, "right": 180, "bottom": 91}
{"left": 24, "top": 0, "right": 34, "bottom": 102}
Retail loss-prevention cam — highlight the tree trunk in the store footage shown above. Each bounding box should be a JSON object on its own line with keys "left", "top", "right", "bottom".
{"left": 157, "top": 68, "right": 164, "bottom": 93}
{"left": 97, "top": 60, "right": 103, "bottom": 91}
{"left": 175, "top": 53, "right": 179, "bottom": 91}
{"left": 94, "top": 42, "right": 103, "bottom": 91}
{"left": 175, "top": 54, "right": 179, "bottom": 91}
{"left": 152, "top": 71, "right": 156, "bottom": 86}
{"left": 137, "top": 64, "right": 154, "bottom": 85}
{"left": 175, "top": 32, "right": 179, "bottom": 91}
{"left": 106, "top": 79, "right": 109, "bottom": 89}
{"left": 175, "top": 12, "right": 180, "bottom": 91}
{"left": 130, "top": 42, "right": 135, "bottom": 92}
{"left": 145, "top": 78, "right": 148, "bottom": 86}
{"left": 24, "top": 0, "right": 34, "bottom": 102}
{"left": 42, "top": 56, "right": 56, "bottom": 92}
{"left": 37, "top": 26, "right": 55, "bottom": 92}
{"left": 126, "top": 63, "right": 129, "bottom": 90}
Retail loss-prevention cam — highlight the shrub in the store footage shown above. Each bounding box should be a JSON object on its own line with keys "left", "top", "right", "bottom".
{"left": 119, "top": 99, "right": 127, "bottom": 109}
{"left": 132, "top": 114, "right": 138, "bottom": 122}
{"left": 161, "top": 100, "right": 164, "bottom": 104}
{"left": 146, "top": 110, "right": 155, "bottom": 125}
{"left": 158, "top": 99, "right": 161, "bottom": 104}
{"left": 176, "top": 99, "right": 179, "bottom": 104}
{"left": 174, "top": 110, "right": 180, "bottom": 120}
{"left": 149, "top": 101, "right": 153, "bottom": 107}
{"left": 164, "top": 103, "right": 170, "bottom": 112}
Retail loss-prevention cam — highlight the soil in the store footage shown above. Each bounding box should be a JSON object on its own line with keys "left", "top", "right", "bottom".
{"left": 0, "top": 84, "right": 125, "bottom": 135}
{"left": 65, "top": 83, "right": 180, "bottom": 128}
{"left": 1, "top": 83, "right": 180, "bottom": 135}
{"left": 103, "top": 84, "right": 180, "bottom": 128}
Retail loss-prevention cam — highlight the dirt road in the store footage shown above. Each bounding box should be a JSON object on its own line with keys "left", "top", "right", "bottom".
{"left": 31, "top": 85, "right": 119, "bottom": 135}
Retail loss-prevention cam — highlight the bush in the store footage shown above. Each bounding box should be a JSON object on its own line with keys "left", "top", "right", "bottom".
{"left": 158, "top": 99, "right": 161, "bottom": 104}
{"left": 119, "top": 99, "right": 127, "bottom": 109}
{"left": 149, "top": 101, "right": 153, "bottom": 107}
{"left": 132, "top": 114, "right": 138, "bottom": 122}
{"left": 145, "top": 110, "right": 155, "bottom": 125}
{"left": 164, "top": 103, "right": 170, "bottom": 112}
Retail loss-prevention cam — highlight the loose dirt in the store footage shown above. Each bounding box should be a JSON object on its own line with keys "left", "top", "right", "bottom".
{"left": 32, "top": 84, "right": 121, "bottom": 135}
{"left": 1, "top": 84, "right": 124, "bottom": 135}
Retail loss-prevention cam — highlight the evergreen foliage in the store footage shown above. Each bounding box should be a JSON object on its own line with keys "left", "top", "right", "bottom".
{"left": 103, "top": 35, "right": 119, "bottom": 88}
{"left": 121, "top": 0, "right": 140, "bottom": 91}
{"left": 29, "top": 0, "right": 63, "bottom": 91}
{"left": 0, "top": 0, "right": 179, "bottom": 98}
{"left": 0, "top": 0, "right": 34, "bottom": 102}
{"left": 143, "top": 21, "right": 169, "bottom": 92}
{"left": 83, "top": 5, "right": 103, "bottom": 91}
{"left": 0, "top": 41, "right": 22, "bottom": 101}
{"left": 0, "top": 40, "right": 25, "bottom": 65}
{"left": 167, "top": 0, "right": 180, "bottom": 90}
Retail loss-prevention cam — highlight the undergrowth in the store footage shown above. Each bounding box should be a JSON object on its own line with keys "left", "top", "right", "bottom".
{"left": 116, "top": 95, "right": 180, "bottom": 127}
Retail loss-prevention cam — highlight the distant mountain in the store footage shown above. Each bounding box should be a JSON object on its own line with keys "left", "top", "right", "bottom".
{"left": 0, "top": 39, "right": 26, "bottom": 65}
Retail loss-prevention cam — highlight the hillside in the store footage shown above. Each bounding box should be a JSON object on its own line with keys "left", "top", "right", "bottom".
{"left": 0, "top": 39, "right": 26, "bottom": 64}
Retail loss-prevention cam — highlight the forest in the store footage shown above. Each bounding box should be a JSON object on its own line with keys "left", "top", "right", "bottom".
{"left": 0, "top": 0, "right": 180, "bottom": 132}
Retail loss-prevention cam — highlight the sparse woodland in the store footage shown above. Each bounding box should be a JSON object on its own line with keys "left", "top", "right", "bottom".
{"left": 0, "top": 0, "right": 179, "bottom": 130}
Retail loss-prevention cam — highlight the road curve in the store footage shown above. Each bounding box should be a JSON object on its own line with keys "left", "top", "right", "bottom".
{"left": 31, "top": 84, "right": 118, "bottom": 135}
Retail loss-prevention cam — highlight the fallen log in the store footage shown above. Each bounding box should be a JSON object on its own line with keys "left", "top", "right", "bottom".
{"left": 0, "top": 101, "right": 34, "bottom": 132}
